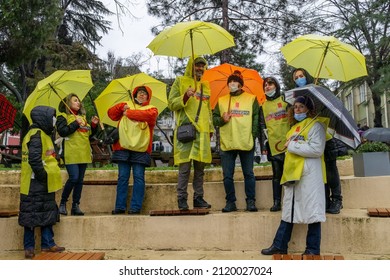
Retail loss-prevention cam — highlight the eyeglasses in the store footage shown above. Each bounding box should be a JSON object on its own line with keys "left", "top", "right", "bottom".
{"left": 137, "top": 90, "right": 148, "bottom": 95}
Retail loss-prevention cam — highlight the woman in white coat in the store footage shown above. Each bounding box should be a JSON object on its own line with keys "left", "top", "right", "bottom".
{"left": 261, "top": 95, "right": 327, "bottom": 256}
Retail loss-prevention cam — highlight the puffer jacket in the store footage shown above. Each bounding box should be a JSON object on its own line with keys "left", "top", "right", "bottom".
{"left": 19, "top": 106, "right": 59, "bottom": 228}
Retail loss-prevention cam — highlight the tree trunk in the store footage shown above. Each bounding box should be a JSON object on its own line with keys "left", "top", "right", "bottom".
{"left": 371, "top": 88, "right": 383, "bottom": 127}
{"left": 220, "top": 0, "right": 230, "bottom": 63}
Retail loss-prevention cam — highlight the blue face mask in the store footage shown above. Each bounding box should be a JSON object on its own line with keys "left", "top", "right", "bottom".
{"left": 294, "top": 112, "right": 307, "bottom": 122}
{"left": 295, "top": 77, "right": 307, "bottom": 87}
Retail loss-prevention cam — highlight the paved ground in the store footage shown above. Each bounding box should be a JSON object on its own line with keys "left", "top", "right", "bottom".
{"left": 1, "top": 249, "right": 389, "bottom": 260}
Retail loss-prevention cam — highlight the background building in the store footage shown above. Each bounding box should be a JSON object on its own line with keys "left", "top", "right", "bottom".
{"left": 339, "top": 82, "right": 389, "bottom": 128}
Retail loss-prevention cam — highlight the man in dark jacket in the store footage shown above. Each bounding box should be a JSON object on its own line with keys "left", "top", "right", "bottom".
{"left": 19, "top": 106, "right": 65, "bottom": 259}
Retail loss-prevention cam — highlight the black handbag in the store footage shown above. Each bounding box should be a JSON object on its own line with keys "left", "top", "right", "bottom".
{"left": 177, "top": 123, "right": 196, "bottom": 143}
{"left": 177, "top": 85, "right": 203, "bottom": 143}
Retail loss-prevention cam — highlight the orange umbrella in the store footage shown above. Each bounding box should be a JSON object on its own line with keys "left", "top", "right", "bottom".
{"left": 203, "top": 63, "right": 265, "bottom": 109}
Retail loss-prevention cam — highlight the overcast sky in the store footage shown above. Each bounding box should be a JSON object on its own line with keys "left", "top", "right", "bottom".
{"left": 95, "top": 1, "right": 174, "bottom": 77}
{"left": 95, "top": 1, "right": 280, "bottom": 78}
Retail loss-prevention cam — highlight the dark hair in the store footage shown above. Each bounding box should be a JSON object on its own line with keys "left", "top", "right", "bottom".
{"left": 287, "top": 96, "right": 317, "bottom": 125}
{"left": 58, "top": 93, "right": 85, "bottom": 115}
{"left": 263, "top": 76, "right": 281, "bottom": 98}
{"left": 292, "top": 68, "right": 314, "bottom": 85}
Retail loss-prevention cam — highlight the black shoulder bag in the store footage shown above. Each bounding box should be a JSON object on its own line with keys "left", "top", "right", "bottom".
{"left": 177, "top": 85, "right": 203, "bottom": 143}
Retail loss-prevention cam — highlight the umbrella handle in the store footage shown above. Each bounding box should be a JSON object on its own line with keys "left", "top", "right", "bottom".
{"left": 190, "top": 29, "right": 198, "bottom": 92}
{"left": 49, "top": 84, "right": 77, "bottom": 119}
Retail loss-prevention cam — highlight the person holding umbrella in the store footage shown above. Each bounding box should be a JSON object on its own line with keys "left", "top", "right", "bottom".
{"left": 19, "top": 106, "right": 65, "bottom": 259}
{"left": 261, "top": 95, "right": 327, "bottom": 256}
{"left": 213, "top": 70, "right": 259, "bottom": 212}
{"left": 109, "top": 86, "right": 158, "bottom": 215}
{"left": 56, "top": 93, "right": 99, "bottom": 216}
{"left": 292, "top": 68, "right": 347, "bottom": 214}
{"left": 168, "top": 56, "right": 213, "bottom": 211}
{"left": 258, "top": 77, "right": 290, "bottom": 212}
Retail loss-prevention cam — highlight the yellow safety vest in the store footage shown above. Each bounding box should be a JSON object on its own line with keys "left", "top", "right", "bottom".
{"left": 218, "top": 92, "right": 255, "bottom": 151}
{"left": 21, "top": 128, "right": 62, "bottom": 195}
{"left": 59, "top": 113, "right": 92, "bottom": 164}
{"left": 262, "top": 96, "right": 290, "bottom": 155}
{"left": 281, "top": 118, "right": 326, "bottom": 184}
{"left": 118, "top": 102, "right": 155, "bottom": 152}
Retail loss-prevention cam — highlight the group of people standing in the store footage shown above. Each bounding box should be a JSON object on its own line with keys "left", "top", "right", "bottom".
{"left": 167, "top": 57, "right": 346, "bottom": 256}
{"left": 19, "top": 56, "right": 346, "bottom": 259}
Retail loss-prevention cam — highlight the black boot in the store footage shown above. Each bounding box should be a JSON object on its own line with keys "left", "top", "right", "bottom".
{"left": 326, "top": 199, "right": 343, "bottom": 214}
{"left": 193, "top": 197, "right": 211, "bottom": 209}
{"left": 261, "top": 244, "right": 287, "bottom": 255}
{"left": 59, "top": 203, "right": 67, "bottom": 215}
{"left": 246, "top": 199, "right": 258, "bottom": 212}
{"left": 270, "top": 200, "right": 281, "bottom": 212}
{"left": 71, "top": 203, "right": 84, "bottom": 216}
{"left": 178, "top": 198, "right": 189, "bottom": 211}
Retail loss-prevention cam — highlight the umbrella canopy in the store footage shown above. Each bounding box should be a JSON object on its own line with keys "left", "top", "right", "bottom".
{"left": 285, "top": 84, "right": 361, "bottom": 149}
{"left": 94, "top": 73, "right": 167, "bottom": 127}
{"left": 147, "top": 20, "right": 235, "bottom": 59}
{"left": 281, "top": 34, "right": 367, "bottom": 83}
{"left": 0, "top": 94, "right": 17, "bottom": 133}
{"left": 23, "top": 70, "right": 93, "bottom": 123}
{"left": 362, "top": 128, "right": 390, "bottom": 143}
{"left": 203, "top": 63, "right": 265, "bottom": 109}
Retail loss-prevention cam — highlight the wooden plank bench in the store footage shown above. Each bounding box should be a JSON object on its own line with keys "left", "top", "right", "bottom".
{"left": 367, "top": 208, "right": 390, "bottom": 217}
{"left": 272, "top": 254, "right": 344, "bottom": 260}
{"left": 32, "top": 252, "right": 105, "bottom": 260}
{"left": 0, "top": 210, "right": 19, "bottom": 217}
{"left": 150, "top": 209, "right": 209, "bottom": 216}
{"left": 83, "top": 180, "right": 117, "bottom": 185}
{"left": 255, "top": 175, "right": 273, "bottom": 181}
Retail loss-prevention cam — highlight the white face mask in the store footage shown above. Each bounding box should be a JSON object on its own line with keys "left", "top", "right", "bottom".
{"left": 229, "top": 84, "right": 239, "bottom": 92}
{"left": 265, "top": 89, "right": 276, "bottom": 97}
{"left": 52, "top": 116, "right": 57, "bottom": 127}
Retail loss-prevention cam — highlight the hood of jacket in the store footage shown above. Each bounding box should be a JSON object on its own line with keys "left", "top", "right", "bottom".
{"left": 29, "top": 106, "right": 56, "bottom": 135}
{"left": 184, "top": 56, "right": 208, "bottom": 79}
{"left": 132, "top": 85, "right": 153, "bottom": 106}
{"left": 263, "top": 76, "right": 281, "bottom": 101}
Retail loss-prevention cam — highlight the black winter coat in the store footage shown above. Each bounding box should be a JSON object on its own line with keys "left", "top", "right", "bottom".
{"left": 19, "top": 106, "right": 59, "bottom": 229}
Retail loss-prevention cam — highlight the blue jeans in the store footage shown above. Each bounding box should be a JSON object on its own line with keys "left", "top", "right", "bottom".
{"left": 24, "top": 226, "right": 55, "bottom": 250}
{"left": 273, "top": 221, "right": 321, "bottom": 254}
{"left": 61, "top": 164, "right": 87, "bottom": 205}
{"left": 220, "top": 148, "right": 256, "bottom": 202}
{"left": 115, "top": 162, "right": 145, "bottom": 211}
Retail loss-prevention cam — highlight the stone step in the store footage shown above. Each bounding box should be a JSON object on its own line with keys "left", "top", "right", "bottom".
{"left": 2, "top": 160, "right": 389, "bottom": 260}
{"left": 1, "top": 175, "right": 389, "bottom": 213}
{"left": 1, "top": 209, "right": 389, "bottom": 257}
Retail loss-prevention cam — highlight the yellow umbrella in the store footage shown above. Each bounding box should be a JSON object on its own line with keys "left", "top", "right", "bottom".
{"left": 23, "top": 70, "right": 93, "bottom": 123}
{"left": 147, "top": 20, "right": 235, "bottom": 86}
{"left": 147, "top": 20, "right": 235, "bottom": 59}
{"left": 280, "top": 34, "right": 368, "bottom": 83}
{"left": 94, "top": 73, "right": 167, "bottom": 127}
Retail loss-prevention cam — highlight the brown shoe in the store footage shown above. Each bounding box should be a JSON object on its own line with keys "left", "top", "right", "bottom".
{"left": 41, "top": 245, "right": 65, "bottom": 253}
{"left": 25, "top": 248, "right": 35, "bottom": 259}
